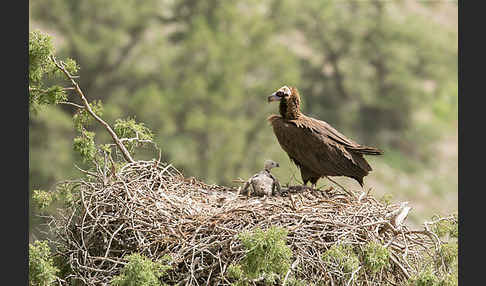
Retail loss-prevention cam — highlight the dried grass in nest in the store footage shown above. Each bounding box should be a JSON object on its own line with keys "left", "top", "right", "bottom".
{"left": 47, "top": 160, "right": 450, "bottom": 285}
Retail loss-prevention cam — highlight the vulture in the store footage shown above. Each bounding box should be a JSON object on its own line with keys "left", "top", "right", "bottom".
{"left": 240, "top": 160, "right": 281, "bottom": 197}
{"left": 267, "top": 85, "right": 383, "bottom": 188}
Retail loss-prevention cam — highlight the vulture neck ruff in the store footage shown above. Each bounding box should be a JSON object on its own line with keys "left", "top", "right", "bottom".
{"left": 279, "top": 88, "right": 302, "bottom": 120}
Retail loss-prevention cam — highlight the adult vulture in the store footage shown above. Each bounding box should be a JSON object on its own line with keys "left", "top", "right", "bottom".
{"left": 267, "top": 85, "right": 383, "bottom": 188}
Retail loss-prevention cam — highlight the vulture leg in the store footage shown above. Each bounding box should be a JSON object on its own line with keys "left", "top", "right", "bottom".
{"left": 299, "top": 164, "right": 320, "bottom": 190}
{"left": 309, "top": 177, "right": 319, "bottom": 190}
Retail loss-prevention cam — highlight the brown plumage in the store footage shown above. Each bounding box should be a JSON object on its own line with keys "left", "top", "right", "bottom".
{"left": 267, "top": 85, "right": 383, "bottom": 188}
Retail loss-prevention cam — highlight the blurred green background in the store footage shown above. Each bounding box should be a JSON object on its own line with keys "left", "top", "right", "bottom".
{"left": 29, "top": 0, "right": 458, "bottom": 241}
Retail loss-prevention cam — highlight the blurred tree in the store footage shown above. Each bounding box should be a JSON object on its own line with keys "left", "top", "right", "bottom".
{"left": 29, "top": 0, "right": 299, "bottom": 186}
{"left": 29, "top": 0, "right": 457, "bottom": 208}
{"left": 139, "top": 0, "right": 300, "bottom": 182}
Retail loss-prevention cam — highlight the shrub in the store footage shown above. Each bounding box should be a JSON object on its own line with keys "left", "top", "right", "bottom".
{"left": 439, "top": 242, "right": 458, "bottom": 268}
{"left": 433, "top": 215, "right": 458, "bottom": 239}
{"left": 409, "top": 239, "right": 458, "bottom": 286}
{"left": 322, "top": 244, "right": 360, "bottom": 274}
{"left": 362, "top": 241, "right": 390, "bottom": 274}
{"left": 29, "top": 240, "right": 59, "bottom": 286}
{"left": 410, "top": 265, "right": 441, "bottom": 286}
{"left": 322, "top": 244, "right": 360, "bottom": 283}
{"left": 32, "top": 190, "right": 54, "bottom": 211}
{"left": 229, "top": 226, "right": 293, "bottom": 285}
{"left": 111, "top": 253, "right": 171, "bottom": 286}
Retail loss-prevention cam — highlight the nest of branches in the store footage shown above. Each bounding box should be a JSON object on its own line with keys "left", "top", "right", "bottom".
{"left": 46, "top": 159, "right": 453, "bottom": 285}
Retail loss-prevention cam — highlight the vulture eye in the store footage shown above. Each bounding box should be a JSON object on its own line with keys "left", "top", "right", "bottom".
{"left": 277, "top": 91, "right": 284, "bottom": 97}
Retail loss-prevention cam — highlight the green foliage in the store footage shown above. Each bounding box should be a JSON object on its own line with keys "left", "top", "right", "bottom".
{"left": 29, "top": 30, "right": 55, "bottom": 84}
{"left": 439, "top": 242, "right": 458, "bottom": 269}
{"left": 60, "top": 58, "right": 79, "bottom": 75}
{"left": 410, "top": 265, "right": 441, "bottom": 286}
{"left": 113, "top": 117, "right": 154, "bottom": 154}
{"left": 29, "top": 86, "right": 66, "bottom": 112}
{"left": 227, "top": 264, "right": 244, "bottom": 281}
{"left": 56, "top": 182, "right": 78, "bottom": 207}
{"left": 379, "top": 193, "right": 394, "bottom": 205}
{"left": 73, "top": 130, "right": 97, "bottom": 162}
{"left": 52, "top": 254, "right": 73, "bottom": 283}
{"left": 32, "top": 190, "right": 54, "bottom": 210}
{"left": 229, "top": 226, "right": 292, "bottom": 284}
{"left": 32, "top": 183, "right": 79, "bottom": 212}
{"left": 408, "top": 263, "right": 458, "bottom": 286}
{"left": 29, "top": 104, "right": 79, "bottom": 239}
{"left": 408, "top": 214, "right": 458, "bottom": 286}
{"left": 72, "top": 100, "right": 107, "bottom": 163}
{"left": 29, "top": 30, "right": 84, "bottom": 239}
{"left": 50, "top": 255, "right": 69, "bottom": 281}
{"left": 111, "top": 253, "right": 171, "bottom": 286}
{"left": 362, "top": 242, "right": 390, "bottom": 274}
{"left": 114, "top": 118, "right": 153, "bottom": 141}
{"left": 29, "top": 31, "right": 79, "bottom": 113}
{"left": 29, "top": 240, "right": 59, "bottom": 286}
{"left": 322, "top": 244, "right": 360, "bottom": 277}
{"left": 439, "top": 268, "right": 458, "bottom": 286}
{"left": 73, "top": 100, "right": 104, "bottom": 131}
{"left": 432, "top": 215, "right": 458, "bottom": 239}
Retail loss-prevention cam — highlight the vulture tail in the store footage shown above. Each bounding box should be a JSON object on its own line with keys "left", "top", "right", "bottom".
{"left": 350, "top": 146, "right": 383, "bottom": 156}
{"left": 353, "top": 176, "right": 364, "bottom": 187}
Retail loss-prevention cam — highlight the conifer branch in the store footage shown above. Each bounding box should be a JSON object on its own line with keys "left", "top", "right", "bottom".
{"left": 50, "top": 55, "right": 135, "bottom": 163}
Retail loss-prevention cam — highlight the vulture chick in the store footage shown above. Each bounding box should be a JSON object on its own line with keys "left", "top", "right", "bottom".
{"left": 267, "top": 85, "right": 383, "bottom": 188}
{"left": 240, "top": 160, "right": 281, "bottom": 197}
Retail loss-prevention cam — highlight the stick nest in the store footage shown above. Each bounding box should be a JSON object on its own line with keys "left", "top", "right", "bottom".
{"left": 47, "top": 160, "right": 454, "bottom": 285}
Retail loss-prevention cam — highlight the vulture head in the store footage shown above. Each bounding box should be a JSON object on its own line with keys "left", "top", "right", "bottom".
{"left": 264, "top": 159, "right": 280, "bottom": 171}
{"left": 267, "top": 85, "right": 302, "bottom": 120}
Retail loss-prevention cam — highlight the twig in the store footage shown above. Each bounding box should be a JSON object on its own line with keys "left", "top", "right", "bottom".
{"left": 326, "top": 176, "right": 356, "bottom": 199}
{"left": 58, "top": 101, "right": 85, "bottom": 109}
{"left": 282, "top": 258, "right": 300, "bottom": 286}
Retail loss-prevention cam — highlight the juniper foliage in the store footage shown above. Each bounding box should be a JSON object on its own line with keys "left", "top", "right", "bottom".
{"left": 29, "top": 241, "right": 59, "bottom": 286}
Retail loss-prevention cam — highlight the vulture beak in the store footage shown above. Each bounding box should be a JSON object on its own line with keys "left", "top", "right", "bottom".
{"left": 276, "top": 163, "right": 280, "bottom": 167}
{"left": 267, "top": 92, "right": 281, "bottom": 103}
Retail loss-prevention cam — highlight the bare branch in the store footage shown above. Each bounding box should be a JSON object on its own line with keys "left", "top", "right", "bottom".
{"left": 58, "top": 101, "right": 85, "bottom": 109}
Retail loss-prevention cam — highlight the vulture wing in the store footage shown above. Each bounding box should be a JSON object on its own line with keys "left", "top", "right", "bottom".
{"left": 268, "top": 115, "right": 373, "bottom": 182}
{"left": 293, "top": 116, "right": 383, "bottom": 155}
